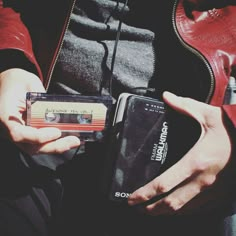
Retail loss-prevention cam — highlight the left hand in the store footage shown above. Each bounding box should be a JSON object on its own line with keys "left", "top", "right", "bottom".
{"left": 128, "top": 91, "right": 233, "bottom": 215}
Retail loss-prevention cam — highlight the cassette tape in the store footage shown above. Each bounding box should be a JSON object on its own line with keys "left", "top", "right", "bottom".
{"left": 26, "top": 92, "right": 113, "bottom": 141}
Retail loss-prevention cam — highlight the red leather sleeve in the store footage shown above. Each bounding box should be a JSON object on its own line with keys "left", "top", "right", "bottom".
{"left": 0, "top": 2, "right": 43, "bottom": 79}
{"left": 222, "top": 105, "right": 236, "bottom": 128}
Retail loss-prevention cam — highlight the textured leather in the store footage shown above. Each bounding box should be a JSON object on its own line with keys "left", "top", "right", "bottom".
{"left": 175, "top": 0, "right": 236, "bottom": 125}
{"left": 0, "top": 1, "right": 42, "bottom": 78}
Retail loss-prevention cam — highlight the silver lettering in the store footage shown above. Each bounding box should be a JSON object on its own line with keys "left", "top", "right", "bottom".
{"left": 151, "top": 121, "right": 168, "bottom": 162}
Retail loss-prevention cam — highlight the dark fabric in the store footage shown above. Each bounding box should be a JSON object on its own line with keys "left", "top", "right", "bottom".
{"left": 0, "top": 139, "right": 63, "bottom": 236}
{"left": 52, "top": 142, "right": 230, "bottom": 236}
{"left": 0, "top": 49, "right": 37, "bottom": 75}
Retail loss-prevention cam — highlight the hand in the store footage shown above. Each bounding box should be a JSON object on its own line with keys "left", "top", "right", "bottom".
{"left": 128, "top": 91, "right": 232, "bottom": 215}
{"left": 0, "top": 68, "right": 80, "bottom": 155}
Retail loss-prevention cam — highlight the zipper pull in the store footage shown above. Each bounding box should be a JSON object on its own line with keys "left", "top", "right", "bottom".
{"left": 224, "top": 76, "right": 236, "bottom": 104}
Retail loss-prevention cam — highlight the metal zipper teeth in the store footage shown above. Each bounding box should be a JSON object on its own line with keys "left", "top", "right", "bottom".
{"left": 45, "top": 0, "right": 77, "bottom": 92}
{"left": 172, "top": 0, "right": 215, "bottom": 104}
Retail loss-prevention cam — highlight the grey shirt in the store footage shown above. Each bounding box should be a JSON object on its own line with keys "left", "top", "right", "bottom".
{"left": 49, "top": 0, "right": 155, "bottom": 99}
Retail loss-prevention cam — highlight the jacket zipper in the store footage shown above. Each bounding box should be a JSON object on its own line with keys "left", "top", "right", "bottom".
{"left": 45, "top": 0, "right": 77, "bottom": 92}
{"left": 172, "top": 0, "right": 215, "bottom": 104}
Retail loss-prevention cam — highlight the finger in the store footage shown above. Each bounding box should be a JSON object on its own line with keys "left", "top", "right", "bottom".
{"left": 143, "top": 177, "right": 202, "bottom": 216}
{"left": 8, "top": 123, "right": 63, "bottom": 143}
{"left": 163, "top": 91, "right": 207, "bottom": 124}
{"left": 146, "top": 175, "right": 231, "bottom": 216}
{"left": 18, "top": 136, "right": 81, "bottom": 155}
{"left": 135, "top": 168, "right": 232, "bottom": 216}
{"left": 128, "top": 148, "right": 195, "bottom": 203}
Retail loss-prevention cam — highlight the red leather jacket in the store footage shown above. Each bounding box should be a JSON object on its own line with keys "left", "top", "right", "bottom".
{"left": 0, "top": 0, "right": 236, "bottom": 126}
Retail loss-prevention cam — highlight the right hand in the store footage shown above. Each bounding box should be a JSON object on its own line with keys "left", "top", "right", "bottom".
{"left": 0, "top": 68, "right": 80, "bottom": 155}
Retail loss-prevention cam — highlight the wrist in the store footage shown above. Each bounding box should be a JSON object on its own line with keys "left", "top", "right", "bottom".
{"left": 0, "top": 68, "right": 45, "bottom": 93}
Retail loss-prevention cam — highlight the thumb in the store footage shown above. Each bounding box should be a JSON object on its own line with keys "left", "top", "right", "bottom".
{"left": 162, "top": 91, "right": 208, "bottom": 124}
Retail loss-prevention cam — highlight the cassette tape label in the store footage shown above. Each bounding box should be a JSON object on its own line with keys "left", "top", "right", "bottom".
{"left": 30, "top": 101, "right": 107, "bottom": 131}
